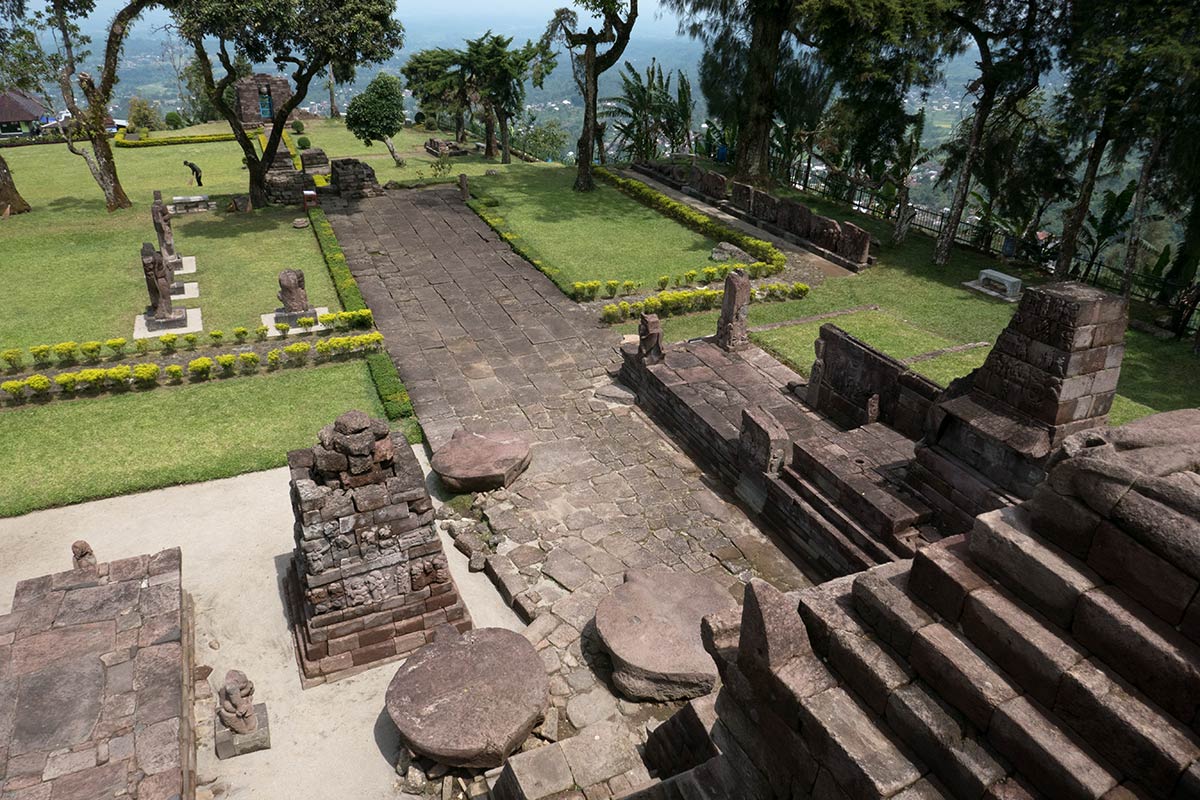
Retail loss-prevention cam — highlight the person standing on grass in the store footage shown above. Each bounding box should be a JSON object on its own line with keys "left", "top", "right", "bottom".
{"left": 183, "top": 160, "right": 203, "bottom": 187}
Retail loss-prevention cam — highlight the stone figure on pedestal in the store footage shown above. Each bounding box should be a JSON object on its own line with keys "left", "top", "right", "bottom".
{"left": 716, "top": 269, "right": 751, "bottom": 351}
{"left": 217, "top": 670, "right": 258, "bottom": 734}
{"left": 151, "top": 190, "right": 181, "bottom": 273}
{"left": 141, "top": 243, "right": 184, "bottom": 324}
{"left": 277, "top": 269, "right": 313, "bottom": 316}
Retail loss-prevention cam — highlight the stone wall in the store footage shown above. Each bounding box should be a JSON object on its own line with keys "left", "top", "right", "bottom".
{"left": 263, "top": 169, "right": 315, "bottom": 206}
{"left": 806, "top": 324, "right": 940, "bottom": 440}
{"left": 286, "top": 410, "right": 470, "bottom": 685}
{"left": 234, "top": 74, "right": 293, "bottom": 127}
{"left": 0, "top": 548, "right": 194, "bottom": 799}
{"left": 300, "top": 147, "right": 330, "bottom": 175}
{"left": 633, "top": 161, "right": 873, "bottom": 271}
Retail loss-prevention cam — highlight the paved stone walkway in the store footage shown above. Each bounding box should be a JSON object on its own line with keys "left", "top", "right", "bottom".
{"left": 328, "top": 186, "right": 814, "bottom": 785}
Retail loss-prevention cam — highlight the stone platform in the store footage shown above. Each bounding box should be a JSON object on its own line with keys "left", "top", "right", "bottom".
{"left": 0, "top": 548, "right": 194, "bottom": 799}
{"left": 133, "top": 307, "right": 203, "bottom": 340}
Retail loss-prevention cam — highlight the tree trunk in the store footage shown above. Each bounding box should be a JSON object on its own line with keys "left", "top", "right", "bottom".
{"left": 575, "top": 42, "right": 599, "bottom": 192}
{"left": 1120, "top": 133, "right": 1163, "bottom": 297}
{"left": 892, "top": 182, "right": 915, "bottom": 245}
{"left": 1056, "top": 120, "right": 1112, "bottom": 275}
{"left": 455, "top": 110, "right": 466, "bottom": 143}
{"left": 732, "top": 3, "right": 788, "bottom": 185}
{"left": 595, "top": 121, "right": 607, "bottom": 166}
{"left": 247, "top": 159, "right": 269, "bottom": 208}
{"left": 90, "top": 133, "right": 132, "bottom": 211}
{"left": 484, "top": 110, "right": 497, "bottom": 159}
{"left": 0, "top": 154, "right": 31, "bottom": 215}
{"left": 934, "top": 87, "right": 994, "bottom": 265}
{"left": 500, "top": 115, "right": 512, "bottom": 165}
{"left": 328, "top": 65, "right": 340, "bottom": 119}
{"left": 383, "top": 136, "right": 403, "bottom": 166}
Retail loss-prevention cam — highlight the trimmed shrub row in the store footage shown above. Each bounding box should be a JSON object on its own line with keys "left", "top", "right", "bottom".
{"left": 594, "top": 167, "right": 787, "bottom": 270}
{"left": 114, "top": 129, "right": 236, "bottom": 147}
{"left": 0, "top": 334, "right": 387, "bottom": 402}
{"left": 2, "top": 313, "right": 373, "bottom": 371}
{"left": 599, "top": 282, "right": 810, "bottom": 324}
{"left": 365, "top": 352, "right": 414, "bottom": 421}
{"left": 308, "top": 208, "right": 368, "bottom": 311}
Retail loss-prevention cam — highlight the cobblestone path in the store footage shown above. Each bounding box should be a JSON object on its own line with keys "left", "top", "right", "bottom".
{"left": 327, "top": 185, "right": 812, "bottom": 792}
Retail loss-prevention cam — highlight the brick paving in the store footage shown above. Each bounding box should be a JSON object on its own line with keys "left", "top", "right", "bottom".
{"left": 326, "top": 186, "right": 813, "bottom": 773}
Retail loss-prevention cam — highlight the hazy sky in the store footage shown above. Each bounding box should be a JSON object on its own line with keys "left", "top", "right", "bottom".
{"left": 89, "top": 0, "right": 690, "bottom": 41}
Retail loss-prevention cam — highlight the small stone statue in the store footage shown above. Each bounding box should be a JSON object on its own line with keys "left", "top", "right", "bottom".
{"left": 716, "top": 269, "right": 751, "bottom": 352}
{"left": 141, "top": 243, "right": 181, "bottom": 323}
{"left": 217, "top": 670, "right": 258, "bottom": 734}
{"left": 71, "top": 540, "right": 96, "bottom": 570}
{"left": 151, "top": 190, "right": 178, "bottom": 267}
{"left": 277, "top": 269, "right": 311, "bottom": 314}
{"left": 638, "top": 313, "right": 664, "bottom": 364}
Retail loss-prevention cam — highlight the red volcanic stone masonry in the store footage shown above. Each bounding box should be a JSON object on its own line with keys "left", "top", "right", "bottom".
{"left": 0, "top": 548, "right": 193, "bottom": 800}
{"left": 286, "top": 410, "right": 470, "bottom": 686}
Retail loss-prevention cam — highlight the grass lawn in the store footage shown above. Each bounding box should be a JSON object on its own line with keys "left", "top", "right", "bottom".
{"left": 0, "top": 362, "right": 383, "bottom": 517}
{"left": 473, "top": 165, "right": 717, "bottom": 291}
{"left": 612, "top": 183, "right": 1199, "bottom": 424}
{"left": 302, "top": 120, "right": 537, "bottom": 184}
{"left": 1, "top": 140, "right": 336, "bottom": 351}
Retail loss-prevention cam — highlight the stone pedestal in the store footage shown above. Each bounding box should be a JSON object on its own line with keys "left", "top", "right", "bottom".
{"left": 133, "top": 307, "right": 203, "bottom": 340}
{"left": 287, "top": 410, "right": 471, "bottom": 686}
{"left": 214, "top": 704, "right": 271, "bottom": 759}
{"left": 261, "top": 306, "right": 330, "bottom": 337}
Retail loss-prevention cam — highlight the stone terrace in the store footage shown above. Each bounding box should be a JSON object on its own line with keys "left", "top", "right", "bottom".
{"left": 0, "top": 549, "right": 192, "bottom": 800}
{"left": 326, "top": 186, "right": 812, "bottom": 785}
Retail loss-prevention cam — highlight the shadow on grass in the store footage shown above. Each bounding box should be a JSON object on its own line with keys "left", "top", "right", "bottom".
{"left": 179, "top": 206, "right": 301, "bottom": 241}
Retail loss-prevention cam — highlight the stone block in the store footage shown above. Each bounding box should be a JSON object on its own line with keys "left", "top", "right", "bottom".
{"left": 909, "top": 624, "right": 1019, "bottom": 731}
{"left": 885, "top": 682, "right": 1009, "bottom": 800}
{"left": 988, "top": 696, "right": 1119, "bottom": 799}
{"left": 960, "top": 587, "right": 1084, "bottom": 708}
{"left": 851, "top": 562, "right": 934, "bottom": 657}
{"left": 1054, "top": 659, "right": 1200, "bottom": 797}
{"left": 908, "top": 536, "right": 991, "bottom": 622}
{"left": 493, "top": 744, "right": 574, "bottom": 800}
{"left": 215, "top": 704, "right": 271, "bottom": 759}
{"left": 1086, "top": 521, "right": 1199, "bottom": 625}
{"left": 1072, "top": 586, "right": 1200, "bottom": 723}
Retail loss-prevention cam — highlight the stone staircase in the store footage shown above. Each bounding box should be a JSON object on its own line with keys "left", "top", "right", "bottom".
{"left": 625, "top": 410, "right": 1200, "bottom": 799}
{"left": 764, "top": 423, "right": 937, "bottom": 575}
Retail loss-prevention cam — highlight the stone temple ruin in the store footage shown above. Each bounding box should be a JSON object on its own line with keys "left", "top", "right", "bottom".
{"left": 284, "top": 410, "right": 470, "bottom": 685}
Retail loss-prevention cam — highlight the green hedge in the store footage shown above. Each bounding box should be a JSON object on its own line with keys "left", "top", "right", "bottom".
{"left": 366, "top": 352, "right": 415, "bottom": 421}
{"left": 595, "top": 167, "right": 787, "bottom": 269}
{"left": 308, "top": 208, "right": 367, "bottom": 311}
{"left": 114, "top": 129, "right": 236, "bottom": 147}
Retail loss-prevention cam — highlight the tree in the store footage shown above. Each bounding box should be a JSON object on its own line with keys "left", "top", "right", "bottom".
{"left": 128, "top": 96, "right": 164, "bottom": 131}
{"left": 543, "top": 1, "right": 638, "bottom": 192}
{"left": 0, "top": 11, "right": 36, "bottom": 214}
{"left": 345, "top": 72, "right": 407, "bottom": 166}
{"left": 174, "top": 0, "right": 404, "bottom": 207}
{"left": 466, "top": 33, "right": 554, "bottom": 165}
{"left": 402, "top": 48, "right": 472, "bottom": 143}
{"left": 770, "top": 50, "right": 832, "bottom": 186}
{"left": 36, "top": 0, "right": 157, "bottom": 211}
{"left": 1076, "top": 180, "right": 1135, "bottom": 283}
{"left": 930, "top": 0, "right": 1061, "bottom": 266}
{"left": 326, "top": 64, "right": 340, "bottom": 119}
{"left": 603, "top": 59, "right": 695, "bottom": 161}
{"left": 513, "top": 113, "right": 569, "bottom": 161}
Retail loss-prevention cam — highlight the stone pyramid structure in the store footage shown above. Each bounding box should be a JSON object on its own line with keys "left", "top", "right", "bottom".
{"left": 625, "top": 409, "right": 1200, "bottom": 799}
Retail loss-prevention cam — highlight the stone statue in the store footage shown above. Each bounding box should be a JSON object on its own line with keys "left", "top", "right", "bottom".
{"left": 142, "top": 242, "right": 182, "bottom": 323}
{"left": 277, "top": 269, "right": 311, "bottom": 314}
{"left": 71, "top": 540, "right": 96, "bottom": 570}
{"left": 716, "top": 269, "right": 751, "bottom": 352}
{"left": 217, "top": 670, "right": 258, "bottom": 734}
{"left": 151, "top": 190, "right": 179, "bottom": 270}
{"left": 638, "top": 313, "right": 664, "bottom": 364}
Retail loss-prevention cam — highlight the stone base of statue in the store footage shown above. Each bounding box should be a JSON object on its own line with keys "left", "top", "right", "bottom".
{"left": 175, "top": 256, "right": 197, "bottom": 275}
{"left": 133, "top": 307, "right": 203, "bottom": 340}
{"left": 214, "top": 704, "right": 271, "bottom": 760}
{"left": 170, "top": 282, "right": 200, "bottom": 300}
{"left": 261, "top": 306, "right": 330, "bottom": 337}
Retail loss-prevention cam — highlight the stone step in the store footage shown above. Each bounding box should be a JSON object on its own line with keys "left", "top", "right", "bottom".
{"left": 1071, "top": 585, "right": 1200, "bottom": 727}
{"left": 968, "top": 507, "right": 1102, "bottom": 629}
{"left": 764, "top": 474, "right": 882, "bottom": 574}
{"left": 988, "top": 695, "right": 1121, "bottom": 799}
{"left": 908, "top": 623, "right": 1020, "bottom": 732}
{"left": 791, "top": 437, "right": 933, "bottom": 540}
{"left": 782, "top": 467, "right": 908, "bottom": 562}
{"left": 850, "top": 561, "right": 935, "bottom": 659}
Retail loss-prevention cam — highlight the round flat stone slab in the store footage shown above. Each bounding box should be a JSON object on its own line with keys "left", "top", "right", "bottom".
{"left": 595, "top": 570, "right": 738, "bottom": 701}
{"left": 385, "top": 628, "right": 547, "bottom": 768}
{"left": 430, "top": 429, "right": 531, "bottom": 493}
